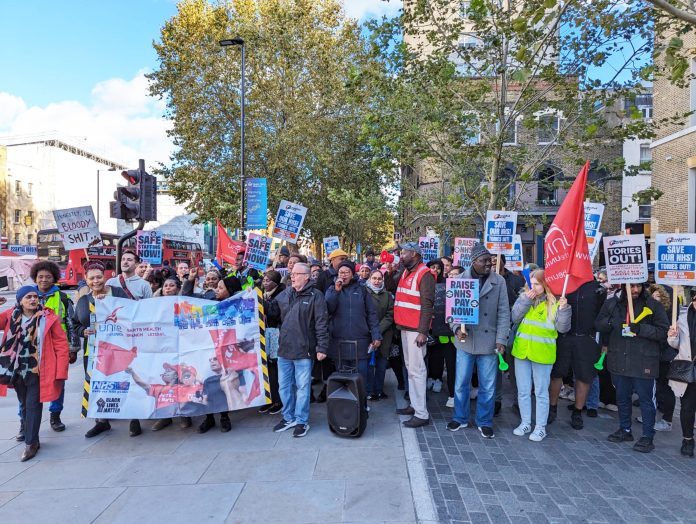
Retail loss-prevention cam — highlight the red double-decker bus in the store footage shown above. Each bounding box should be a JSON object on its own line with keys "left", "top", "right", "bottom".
{"left": 37, "top": 229, "right": 204, "bottom": 287}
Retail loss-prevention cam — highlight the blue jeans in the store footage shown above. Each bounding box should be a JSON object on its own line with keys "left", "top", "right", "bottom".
{"left": 612, "top": 373, "right": 656, "bottom": 439}
{"left": 453, "top": 351, "right": 497, "bottom": 427}
{"left": 586, "top": 375, "right": 600, "bottom": 410}
{"left": 367, "top": 353, "right": 388, "bottom": 395}
{"left": 278, "top": 357, "right": 313, "bottom": 426}
{"left": 515, "top": 358, "right": 553, "bottom": 427}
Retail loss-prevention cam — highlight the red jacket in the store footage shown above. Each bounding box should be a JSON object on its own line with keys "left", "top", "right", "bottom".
{"left": 0, "top": 307, "right": 70, "bottom": 403}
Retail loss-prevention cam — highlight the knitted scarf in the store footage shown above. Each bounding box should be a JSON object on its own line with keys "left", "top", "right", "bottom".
{"left": 0, "top": 306, "right": 43, "bottom": 379}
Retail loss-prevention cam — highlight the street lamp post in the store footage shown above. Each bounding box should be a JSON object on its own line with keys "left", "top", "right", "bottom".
{"left": 219, "top": 37, "right": 246, "bottom": 239}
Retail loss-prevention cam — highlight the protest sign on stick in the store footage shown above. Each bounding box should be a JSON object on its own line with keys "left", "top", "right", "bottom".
{"left": 445, "top": 278, "right": 480, "bottom": 325}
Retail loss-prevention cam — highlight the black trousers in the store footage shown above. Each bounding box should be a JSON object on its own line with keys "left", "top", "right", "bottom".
{"left": 680, "top": 383, "right": 696, "bottom": 439}
{"left": 427, "top": 341, "right": 456, "bottom": 394}
{"left": 657, "top": 361, "right": 676, "bottom": 421}
{"left": 268, "top": 358, "right": 281, "bottom": 405}
{"left": 13, "top": 373, "right": 42, "bottom": 446}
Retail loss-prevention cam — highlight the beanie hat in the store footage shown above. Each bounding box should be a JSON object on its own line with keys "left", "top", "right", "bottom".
{"left": 338, "top": 261, "right": 355, "bottom": 274}
{"left": 16, "top": 285, "right": 37, "bottom": 304}
{"left": 470, "top": 243, "right": 491, "bottom": 262}
{"left": 279, "top": 246, "right": 290, "bottom": 257}
{"left": 265, "top": 270, "right": 282, "bottom": 285}
{"left": 222, "top": 276, "right": 242, "bottom": 296}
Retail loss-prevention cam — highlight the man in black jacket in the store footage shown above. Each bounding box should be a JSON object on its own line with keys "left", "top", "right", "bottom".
{"left": 268, "top": 263, "right": 329, "bottom": 438}
{"left": 549, "top": 280, "right": 606, "bottom": 429}
{"left": 595, "top": 282, "right": 669, "bottom": 453}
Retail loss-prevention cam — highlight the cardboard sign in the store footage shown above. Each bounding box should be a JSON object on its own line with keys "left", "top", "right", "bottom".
{"left": 505, "top": 235, "right": 524, "bottom": 271}
{"left": 53, "top": 206, "right": 101, "bottom": 250}
{"left": 603, "top": 234, "right": 648, "bottom": 284}
{"left": 272, "top": 200, "right": 307, "bottom": 244}
{"left": 419, "top": 236, "right": 440, "bottom": 264}
{"left": 584, "top": 202, "right": 604, "bottom": 255}
{"left": 323, "top": 236, "right": 340, "bottom": 256}
{"left": 655, "top": 233, "right": 696, "bottom": 286}
{"left": 484, "top": 210, "right": 517, "bottom": 255}
{"left": 445, "top": 278, "right": 480, "bottom": 324}
{"left": 453, "top": 238, "right": 476, "bottom": 269}
{"left": 243, "top": 233, "right": 273, "bottom": 271}
{"left": 136, "top": 230, "right": 163, "bottom": 265}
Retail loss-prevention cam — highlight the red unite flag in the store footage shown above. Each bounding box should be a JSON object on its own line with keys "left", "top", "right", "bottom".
{"left": 543, "top": 161, "right": 594, "bottom": 296}
{"left": 95, "top": 341, "right": 138, "bottom": 376}
{"left": 215, "top": 220, "right": 246, "bottom": 266}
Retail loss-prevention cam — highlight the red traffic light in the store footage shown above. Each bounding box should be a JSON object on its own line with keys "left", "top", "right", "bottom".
{"left": 121, "top": 169, "right": 141, "bottom": 185}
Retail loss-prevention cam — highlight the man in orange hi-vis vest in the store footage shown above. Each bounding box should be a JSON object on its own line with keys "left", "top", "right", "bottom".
{"left": 394, "top": 242, "right": 436, "bottom": 428}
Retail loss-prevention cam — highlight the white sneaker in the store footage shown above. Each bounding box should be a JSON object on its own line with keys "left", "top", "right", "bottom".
{"left": 598, "top": 402, "right": 606, "bottom": 409}
{"left": 559, "top": 386, "right": 575, "bottom": 401}
{"left": 427, "top": 378, "right": 434, "bottom": 390}
{"left": 432, "top": 379, "right": 442, "bottom": 393}
{"left": 654, "top": 419, "right": 672, "bottom": 432}
{"left": 635, "top": 416, "right": 643, "bottom": 423}
{"left": 513, "top": 423, "right": 532, "bottom": 436}
{"left": 604, "top": 403, "right": 618, "bottom": 412}
{"left": 470, "top": 387, "right": 479, "bottom": 400}
{"left": 529, "top": 426, "right": 546, "bottom": 442}
{"left": 446, "top": 396, "right": 454, "bottom": 408}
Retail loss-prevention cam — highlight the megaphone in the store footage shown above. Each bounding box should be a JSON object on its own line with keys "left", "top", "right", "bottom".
{"left": 380, "top": 250, "right": 395, "bottom": 264}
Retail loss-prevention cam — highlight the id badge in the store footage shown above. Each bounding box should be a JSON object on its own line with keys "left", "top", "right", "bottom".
{"left": 621, "top": 324, "right": 635, "bottom": 338}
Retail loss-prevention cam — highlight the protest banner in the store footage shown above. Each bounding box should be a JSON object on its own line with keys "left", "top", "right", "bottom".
{"left": 484, "top": 210, "right": 517, "bottom": 256}
{"left": 584, "top": 202, "right": 604, "bottom": 257}
{"left": 87, "top": 290, "right": 269, "bottom": 419}
{"left": 445, "top": 278, "right": 480, "bottom": 324}
{"left": 419, "top": 236, "right": 440, "bottom": 264}
{"left": 603, "top": 234, "right": 648, "bottom": 284}
{"left": 505, "top": 235, "right": 524, "bottom": 271}
{"left": 243, "top": 233, "right": 273, "bottom": 271}
{"left": 453, "top": 237, "right": 476, "bottom": 269}
{"left": 272, "top": 200, "right": 307, "bottom": 243}
{"left": 53, "top": 206, "right": 101, "bottom": 250}
{"left": 245, "top": 178, "right": 268, "bottom": 230}
{"left": 136, "top": 230, "right": 163, "bottom": 265}
{"left": 323, "top": 236, "right": 340, "bottom": 257}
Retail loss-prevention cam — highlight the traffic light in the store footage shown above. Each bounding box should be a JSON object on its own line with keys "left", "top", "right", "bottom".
{"left": 109, "top": 160, "right": 157, "bottom": 222}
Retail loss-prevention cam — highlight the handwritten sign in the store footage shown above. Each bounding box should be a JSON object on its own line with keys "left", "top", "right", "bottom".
{"left": 655, "top": 233, "right": 696, "bottom": 286}
{"left": 136, "top": 230, "right": 163, "bottom": 265}
{"left": 419, "top": 237, "right": 440, "bottom": 264}
{"left": 603, "top": 234, "right": 648, "bottom": 285}
{"left": 272, "top": 200, "right": 307, "bottom": 244}
{"left": 445, "top": 278, "right": 480, "bottom": 324}
{"left": 505, "top": 235, "right": 524, "bottom": 271}
{"left": 243, "top": 233, "right": 273, "bottom": 271}
{"left": 484, "top": 210, "right": 517, "bottom": 255}
{"left": 453, "top": 238, "right": 476, "bottom": 269}
{"left": 53, "top": 206, "right": 101, "bottom": 250}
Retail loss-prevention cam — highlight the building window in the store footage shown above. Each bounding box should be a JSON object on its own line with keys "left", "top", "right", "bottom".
{"left": 501, "top": 119, "right": 517, "bottom": 145}
{"left": 14, "top": 181, "right": 21, "bottom": 195}
{"left": 13, "top": 210, "right": 21, "bottom": 224}
{"left": 26, "top": 211, "right": 34, "bottom": 226}
{"left": 536, "top": 166, "right": 558, "bottom": 205}
{"left": 14, "top": 233, "right": 20, "bottom": 244}
{"left": 537, "top": 114, "right": 560, "bottom": 144}
{"left": 27, "top": 234, "right": 33, "bottom": 244}
{"left": 27, "top": 183, "right": 32, "bottom": 196}
{"left": 638, "top": 195, "right": 651, "bottom": 220}
{"left": 639, "top": 144, "right": 652, "bottom": 164}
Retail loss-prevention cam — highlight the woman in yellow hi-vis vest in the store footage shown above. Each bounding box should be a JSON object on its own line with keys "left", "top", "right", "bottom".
{"left": 511, "top": 269, "right": 571, "bottom": 442}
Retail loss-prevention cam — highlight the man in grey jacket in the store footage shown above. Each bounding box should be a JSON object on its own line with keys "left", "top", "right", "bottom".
{"left": 447, "top": 244, "right": 510, "bottom": 438}
{"left": 269, "top": 263, "right": 329, "bottom": 438}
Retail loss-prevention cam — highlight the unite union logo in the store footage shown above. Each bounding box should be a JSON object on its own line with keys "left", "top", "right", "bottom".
{"left": 105, "top": 306, "right": 124, "bottom": 324}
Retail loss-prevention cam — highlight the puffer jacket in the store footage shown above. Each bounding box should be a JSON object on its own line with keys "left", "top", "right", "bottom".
{"left": 366, "top": 286, "right": 394, "bottom": 358}
{"left": 595, "top": 288, "right": 669, "bottom": 379}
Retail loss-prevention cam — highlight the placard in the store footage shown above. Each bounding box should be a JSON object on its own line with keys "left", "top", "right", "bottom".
{"left": 584, "top": 202, "right": 604, "bottom": 255}
{"left": 323, "top": 236, "right": 340, "bottom": 256}
{"left": 419, "top": 236, "right": 440, "bottom": 264}
{"left": 243, "top": 233, "right": 273, "bottom": 271}
{"left": 272, "top": 200, "right": 307, "bottom": 244}
{"left": 136, "top": 230, "right": 163, "bottom": 265}
{"left": 445, "top": 278, "right": 480, "bottom": 324}
{"left": 505, "top": 235, "right": 524, "bottom": 271}
{"left": 603, "top": 234, "right": 648, "bottom": 284}
{"left": 453, "top": 238, "right": 476, "bottom": 269}
{"left": 484, "top": 210, "right": 517, "bottom": 255}
{"left": 246, "top": 178, "right": 268, "bottom": 230}
{"left": 655, "top": 233, "right": 696, "bottom": 286}
{"left": 52, "top": 206, "right": 101, "bottom": 250}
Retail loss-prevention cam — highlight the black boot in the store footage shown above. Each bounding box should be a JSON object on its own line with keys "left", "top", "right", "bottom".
{"left": 85, "top": 420, "right": 111, "bottom": 438}
{"left": 16, "top": 420, "right": 25, "bottom": 442}
{"left": 50, "top": 412, "right": 66, "bottom": 432}
{"left": 317, "top": 385, "right": 327, "bottom": 403}
{"left": 547, "top": 404, "right": 557, "bottom": 425}
{"left": 681, "top": 438, "right": 695, "bottom": 457}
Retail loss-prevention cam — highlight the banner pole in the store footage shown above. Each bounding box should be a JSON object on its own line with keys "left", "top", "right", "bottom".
{"left": 84, "top": 248, "right": 90, "bottom": 262}
{"left": 621, "top": 229, "right": 635, "bottom": 322}
{"left": 672, "top": 284, "right": 680, "bottom": 326}
{"left": 561, "top": 273, "right": 570, "bottom": 298}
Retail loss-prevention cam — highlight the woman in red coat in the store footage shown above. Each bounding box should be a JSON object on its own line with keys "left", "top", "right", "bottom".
{"left": 0, "top": 286, "right": 69, "bottom": 461}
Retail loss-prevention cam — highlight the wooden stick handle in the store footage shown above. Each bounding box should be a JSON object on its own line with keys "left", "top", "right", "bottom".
{"left": 672, "top": 285, "right": 680, "bottom": 326}
{"left": 626, "top": 283, "right": 635, "bottom": 322}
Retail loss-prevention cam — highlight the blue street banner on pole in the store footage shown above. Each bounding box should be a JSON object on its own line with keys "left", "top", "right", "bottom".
{"left": 272, "top": 200, "right": 307, "bottom": 244}
{"left": 484, "top": 210, "right": 517, "bottom": 255}
{"left": 245, "top": 178, "right": 268, "bottom": 230}
{"left": 445, "top": 278, "right": 480, "bottom": 324}
{"left": 136, "top": 230, "right": 163, "bottom": 265}
{"left": 419, "top": 236, "right": 440, "bottom": 264}
{"left": 243, "top": 233, "right": 273, "bottom": 271}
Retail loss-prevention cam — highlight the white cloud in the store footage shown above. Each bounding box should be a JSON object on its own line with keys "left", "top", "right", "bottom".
{"left": 0, "top": 72, "right": 173, "bottom": 171}
{"left": 344, "top": 0, "right": 401, "bottom": 20}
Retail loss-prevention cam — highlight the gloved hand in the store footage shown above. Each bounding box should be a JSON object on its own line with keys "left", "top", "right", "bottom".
{"left": 628, "top": 323, "right": 641, "bottom": 335}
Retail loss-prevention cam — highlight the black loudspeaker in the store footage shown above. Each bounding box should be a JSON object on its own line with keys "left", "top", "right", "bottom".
{"left": 326, "top": 372, "right": 368, "bottom": 438}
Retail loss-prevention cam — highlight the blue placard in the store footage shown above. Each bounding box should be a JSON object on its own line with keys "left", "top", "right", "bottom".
{"left": 246, "top": 178, "right": 268, "bottom": 230}
{"left": 136, "top": 231, "right": 163, "bottom": 265}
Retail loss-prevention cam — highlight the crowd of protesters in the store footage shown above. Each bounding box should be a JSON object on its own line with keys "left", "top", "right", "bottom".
{"left": 1, "top": 240, "right": 695, "bottom": 461}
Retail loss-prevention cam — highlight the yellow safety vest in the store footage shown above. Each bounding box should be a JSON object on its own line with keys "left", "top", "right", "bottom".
{"left": 512, "top": 301, "right": 560, "bottom": 365}
{"left": 44, "top": 291, "right": 68, "bottom": 334}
